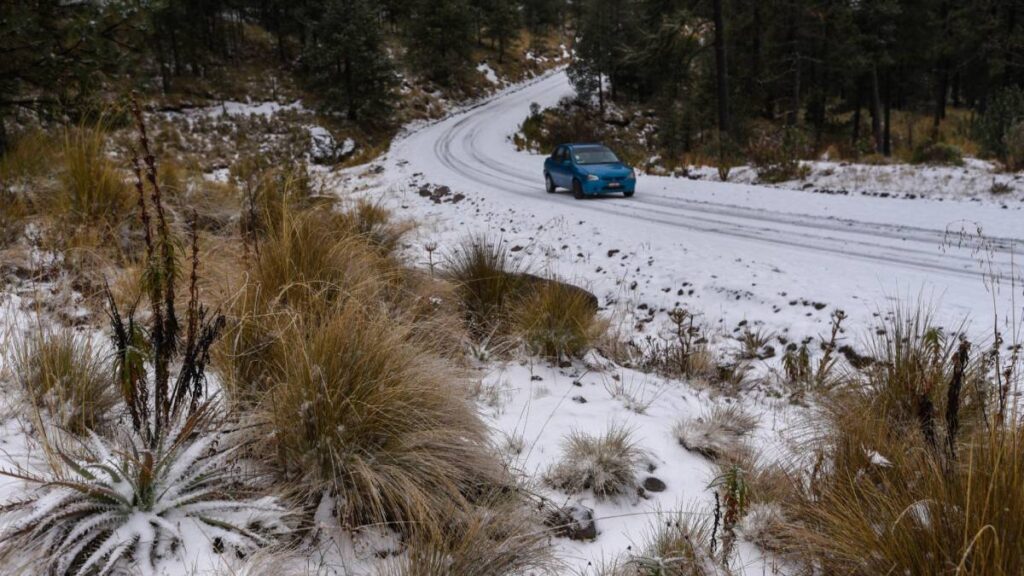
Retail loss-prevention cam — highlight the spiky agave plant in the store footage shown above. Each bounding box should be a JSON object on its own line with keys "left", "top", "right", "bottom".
{"left": 0, "top": 419, "right": 286, "bottom": 576}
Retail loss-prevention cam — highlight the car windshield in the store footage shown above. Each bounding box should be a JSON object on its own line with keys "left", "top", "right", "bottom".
{"left": 573, "top": 147, "right": 619, "bottom": 165}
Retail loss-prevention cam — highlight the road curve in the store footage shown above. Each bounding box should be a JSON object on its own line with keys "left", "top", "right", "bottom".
{"left": 386, "top": 70, "right": 1023, "bottom": 333}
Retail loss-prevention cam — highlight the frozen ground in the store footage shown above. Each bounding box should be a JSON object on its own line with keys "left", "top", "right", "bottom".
{"left": 2, "top": 69, "right": 1023, "bottom": 574}
{"left": 682, "top": 158, "right": 1024, "bottom": 204}
{"left": 328, "top": 69, "right": 1024, "bottom": 573}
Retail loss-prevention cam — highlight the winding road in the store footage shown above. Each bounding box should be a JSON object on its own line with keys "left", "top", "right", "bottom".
{"left": 386, "top": 71, "right": 1024, "bottom": 335}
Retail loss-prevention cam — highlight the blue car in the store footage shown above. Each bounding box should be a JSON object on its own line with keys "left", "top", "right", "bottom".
{"left": 544, "top": 143, "right": 636, "bottom": 199}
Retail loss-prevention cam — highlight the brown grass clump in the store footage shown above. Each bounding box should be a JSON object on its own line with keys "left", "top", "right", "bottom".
{"left": 249, "top": 300, "right": 506, "bottom": 534}
{"left": 780, "top": 303, "right": 1024, "bottom": 575}
{"left": 0, "top": 130, "right": 57, "bottom": 186}
{"left": 376, "top": 493, "right": 556, "bottom": 576}
{"left": 790, "top": 419, "right": 1024, "bottom": 575}
{"left": 514, "top": 278, "right": 602, "bottom": 359}
{"left": 545, "top": 425, "right": 642, "bottom": 500}
{"left": 446, "top": 235, "right": 526, "bottom": 337}
{"left": 13, "top": 329, "right": 118, "bottom": 435}
{"left": 596, "top": 510, "right": 722, "bottom": 576}
{"left": 53, "top": 126, "right": 133, "bottom": 227}
{"left": 217, "top": 201, "right": 507, "bottom": 537}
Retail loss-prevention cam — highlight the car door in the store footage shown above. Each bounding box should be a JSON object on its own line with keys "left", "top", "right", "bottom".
{"left": 550, "top": 146, "right": 570, "bottom": 187}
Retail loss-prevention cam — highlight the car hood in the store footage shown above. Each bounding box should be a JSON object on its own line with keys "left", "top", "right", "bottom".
{"left": 580, "top": 163, "right": 632, "bottom": 178}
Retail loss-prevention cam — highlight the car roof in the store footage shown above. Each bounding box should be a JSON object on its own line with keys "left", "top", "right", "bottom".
{"left": 565, "top": 143, "right": 608, "bottom": 150}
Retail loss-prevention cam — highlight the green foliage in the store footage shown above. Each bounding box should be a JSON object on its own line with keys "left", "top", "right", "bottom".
{"left": 1003, "top": 120, "right": 1024, "bottom": 170}
{"left": 303, "top": 0, "right": 398, "bottom": 125}
{"left": 976, "top": 86, "right": 1024, "bottom": 160}
{"left": 404, "top": 0, "right": 474, "bottom": 86}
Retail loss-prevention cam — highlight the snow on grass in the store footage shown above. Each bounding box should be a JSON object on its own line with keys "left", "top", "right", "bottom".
{"left": 477, "top": 62, "right": 500, "bottom": 85}
{"left": 681, "top": 157, "right": 1024, "bottom": 202}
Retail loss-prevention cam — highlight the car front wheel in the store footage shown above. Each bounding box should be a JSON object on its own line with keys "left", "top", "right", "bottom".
{"left": 624, "top": 190, "right": 635, "bottom": 198}
{"left": 572, "top": 179, "right": 584, "bottom": 199}
{"left": 545, "top": 173, "right": 555, "bottom": 193}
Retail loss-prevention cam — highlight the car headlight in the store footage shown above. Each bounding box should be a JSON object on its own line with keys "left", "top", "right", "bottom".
{"left": 627, "top": 169, "right": 636, "bottom": 180}
{"left": 586, "top": 174, "right": 600, "bottom": 182}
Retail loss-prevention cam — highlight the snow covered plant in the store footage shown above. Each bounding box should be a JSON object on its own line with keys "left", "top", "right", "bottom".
{"left": 0, "top": 429, "right": 287, "bottom": 576}
{"left": 546, "top": 425, "right": 642, "bottom": 500}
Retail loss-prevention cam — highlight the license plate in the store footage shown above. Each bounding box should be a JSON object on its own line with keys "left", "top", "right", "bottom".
{"left": 608, "top": 182, "right": 621, "bottom": 188}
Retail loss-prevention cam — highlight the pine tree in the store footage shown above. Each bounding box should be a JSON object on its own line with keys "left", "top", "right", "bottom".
{"left": 404, "top": 0, "right": 474, "bottom": 86}
{"left": 304, "top": 0, "right": 398, "bottom": 124}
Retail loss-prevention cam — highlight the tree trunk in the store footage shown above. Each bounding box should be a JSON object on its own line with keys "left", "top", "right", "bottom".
{"left": 870, "top": 66, "right": 883, "bottom": 154}
{"left": 597, "top": 73, "right": 605, "bottom": 114}
{"left": 883, "top": 72, "right": 892, "bottom": 157}
{"left": 345, "top": 56, "right": 356, "bottom": 122}
{"left": 712, "top": 0, "right": 730, "bottom": 137}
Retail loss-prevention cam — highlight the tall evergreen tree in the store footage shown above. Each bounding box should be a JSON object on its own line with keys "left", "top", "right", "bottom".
{"left": 304, "top": 0, "right": 397, "bottom": 124}
{"left": 404, "top": 0, "right": 474, "bottom": 86}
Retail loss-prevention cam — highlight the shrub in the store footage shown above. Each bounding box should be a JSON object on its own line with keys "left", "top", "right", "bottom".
{"left": 910, "top": 141, "right": 964, "bottom": 166}
{"left": 54, "top": 126, "right": 132, "bottom": 227}
{"left": 545, "top": 425, "right": 642, "bottom": 500}
{"left": 747, "top": 124, "right": 810, "bottom": 183}
{"left": 254, "top": 206, "right": 387, "bottom": 304}
{"left": 250, "top": 300, "right": 505, "bottom": 534}
{"left": 976, "top": 85, "right": 1024, "bottom": 159}
{"left": 13, "top": 329, "right": 117, "bottom": 435}
{"left": 446, "top": 235, "right": 526, "bottom": 337}
{"left": 0, "top": 430, "right": 287, "bottom": 576}
{"left": 514, "top": 278, "right": 601, "bottom": 359}
{"left": 1004, "top": 120, "right": 1024, "bottom": 170}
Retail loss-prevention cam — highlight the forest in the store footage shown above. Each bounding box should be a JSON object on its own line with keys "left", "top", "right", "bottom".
{"left": 6, "top": 1, "right": 1024, "bottom": 165}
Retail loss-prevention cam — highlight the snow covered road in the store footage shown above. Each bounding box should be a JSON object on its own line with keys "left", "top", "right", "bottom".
{"left": 381, "top": 70, "right": 1023, "bottom": 342}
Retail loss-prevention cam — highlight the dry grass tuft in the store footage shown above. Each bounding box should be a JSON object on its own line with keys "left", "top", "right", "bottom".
{"left": 446, "top": 235, "right": 526, "bottom": 337}
{"left": 778, "top": 303, "right": 1024, "bottom": 574}
{"left": 13, "top": 329, "right": 118, "bottom": 435}
{"left": 0, "top": 130, "right": 57, "bottom": 185}
{"left": 514, "top": 278, "right": 602, "bottom": 359}
{"left": 595, "top": 510, "right": 723, "bottom": 576}
{"left": 53, "top": 126, "right": 133, "bottom": 227}
{"left": 546, "top": 425, "right": 642, "bottom": 500}
{"left": 674, "top": 404, "right": 757, "bottom": 462}
{"left": 376, "top": 493, "right": 556, "bottom": 576}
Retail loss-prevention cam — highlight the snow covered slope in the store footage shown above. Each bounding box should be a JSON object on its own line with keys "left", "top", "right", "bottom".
{"left": 375, "top": 70, "right": 1022, "bottom": 345}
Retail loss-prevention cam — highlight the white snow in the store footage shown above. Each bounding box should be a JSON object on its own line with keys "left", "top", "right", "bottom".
{"left": 321, "top": 68, "right": 1024, "bottom": 573}
{"left": 477, "top": 62, "right": 500, "bottom": 85}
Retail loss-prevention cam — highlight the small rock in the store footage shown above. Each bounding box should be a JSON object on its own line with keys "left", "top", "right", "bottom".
{"left": 572, "top": 395, "right": 587, "bottom": 404}
{"left": 546, "top": 503, "right": 597, "bottom": 541}
{"left": 642, "top": 477, "right": 667, "bottom": 492}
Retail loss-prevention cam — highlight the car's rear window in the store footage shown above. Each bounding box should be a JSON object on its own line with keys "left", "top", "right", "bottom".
{"left": 573, "top": 147, "right": 619, "bottom": 165}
